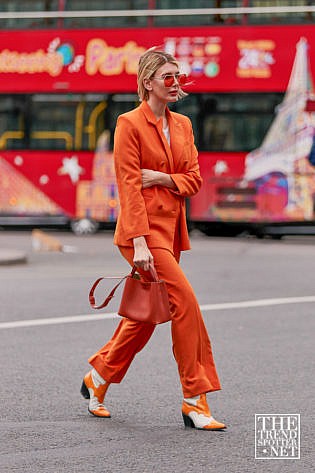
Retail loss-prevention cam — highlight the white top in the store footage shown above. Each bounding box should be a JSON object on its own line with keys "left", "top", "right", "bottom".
{"left": 163, "top": 123, "right": 170, "bottom": 145}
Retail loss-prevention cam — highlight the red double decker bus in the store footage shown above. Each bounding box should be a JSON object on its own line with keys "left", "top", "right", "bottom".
{"left": 1, "top": 3, "right": 315, "bottom": 236}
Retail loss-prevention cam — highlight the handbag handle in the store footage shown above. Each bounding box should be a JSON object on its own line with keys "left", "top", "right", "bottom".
{"left": 89, "top": 264, "right": 159, "bottom": 310}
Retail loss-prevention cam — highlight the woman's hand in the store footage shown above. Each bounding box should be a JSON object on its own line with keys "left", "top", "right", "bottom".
{"left": 133, "top": 236, "right": 153, "bottom": 271}
{"left": 141, "top": 169, "right": 176, "bottom": 190}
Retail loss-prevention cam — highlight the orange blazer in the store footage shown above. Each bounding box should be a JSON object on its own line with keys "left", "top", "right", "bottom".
{"left": 113, "top": 100, "right": 202, "bottom": 252}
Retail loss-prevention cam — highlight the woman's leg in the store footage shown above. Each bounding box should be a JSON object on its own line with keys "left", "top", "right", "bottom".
{"left": 88, "top": 245, "right": 221, "bottom": 396}
{"left": 147, "top": 247, "right": 225, "bottom": 429}
{"left": 88, "top": 246, "right": 155, "bottom": 384}
{"left": 88, "top": 318, "right": 155, "bottom": 383}
{"left": 142, "top": 247, "right": 221, "bottom": 399}
{"left": 85, "top": 245, "right": 223, "bottom": 426}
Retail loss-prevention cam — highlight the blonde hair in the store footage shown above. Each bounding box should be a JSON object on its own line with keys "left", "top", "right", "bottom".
{"left": 137, "top": 48, "right": 187, "bottom": 101}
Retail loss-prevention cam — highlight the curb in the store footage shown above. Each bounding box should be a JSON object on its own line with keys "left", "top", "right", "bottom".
{"left": 0, "top": 249, "right": 28, "bottom": 265}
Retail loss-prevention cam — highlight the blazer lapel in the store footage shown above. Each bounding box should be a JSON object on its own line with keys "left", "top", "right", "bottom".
{"left": 140, "top": 101, "right": 175, "bottom": 172}
{"left": 168, "top": 111, "right": 184, "bottom": 172}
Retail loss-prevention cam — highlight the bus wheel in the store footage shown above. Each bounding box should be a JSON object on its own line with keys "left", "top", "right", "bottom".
{"left": 271, "top": 234, "right": 283, "bottom": 240}
{"left": 70, "top": 218, "right": 99, "bottom": 235}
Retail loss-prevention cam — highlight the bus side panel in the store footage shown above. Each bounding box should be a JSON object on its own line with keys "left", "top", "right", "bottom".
{"left": 0, "top": 150, "right": 119, "bottom": 223}
{"left": 191, "top": 152, "right": 315, "bottom": 224}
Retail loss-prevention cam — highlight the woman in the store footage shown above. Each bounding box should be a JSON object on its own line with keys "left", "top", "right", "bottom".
{"left": 81, "top": 48, "right": 226, "bottom": 431}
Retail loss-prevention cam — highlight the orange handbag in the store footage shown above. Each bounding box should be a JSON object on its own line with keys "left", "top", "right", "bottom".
{"left": 89, "top": 264, "right": 171, "bottom": 325}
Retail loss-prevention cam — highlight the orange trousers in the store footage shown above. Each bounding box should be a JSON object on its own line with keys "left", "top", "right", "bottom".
{"left": 89, "top": 245, "right": 221, "bottom": 398}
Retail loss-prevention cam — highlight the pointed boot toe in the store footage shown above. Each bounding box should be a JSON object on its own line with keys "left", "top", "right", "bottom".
{"left": 182, "top": 394, "right": 226, "bottom": 431}
{"left": 88, "top": 403, "right": 111, "bottom": 418}
{"left": 200, "top": 417, "right": 226, "bottom": 431}
{"left": 81, "top": 370, "right": 111, "bottom": 418}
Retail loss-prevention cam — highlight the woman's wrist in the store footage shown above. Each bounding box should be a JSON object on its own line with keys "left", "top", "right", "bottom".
{"left": 158, "top": 172, "right": 176, "bottom": 189}
{"left": 141, "top": 168, "right": 177, "bottom": 190}
{"left": 133, "top": 236, "right": 147, "bottom": 248}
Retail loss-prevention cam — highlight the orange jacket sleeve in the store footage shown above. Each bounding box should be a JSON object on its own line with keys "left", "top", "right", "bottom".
{"left": 170, "top": 117, "right": 202, "bottom": 197}
{"left": 114, "top": 115, "right": 150, "bottom": 241}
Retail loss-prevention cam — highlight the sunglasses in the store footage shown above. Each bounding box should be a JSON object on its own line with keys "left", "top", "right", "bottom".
{"left": 153, "top": 73, "right": 188, "bottom": 87}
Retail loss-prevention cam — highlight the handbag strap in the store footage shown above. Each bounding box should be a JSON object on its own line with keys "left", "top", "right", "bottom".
{"left": 148, "top": 263, "right": 159, "bottom": 282}
{"left": 89, "top": 274, "right": 128, "bottom": 309}
{"left": 89, "top": 264, "right": 159, "bottom": 310}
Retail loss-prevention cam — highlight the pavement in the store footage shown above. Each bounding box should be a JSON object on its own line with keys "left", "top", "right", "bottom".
{"left": 0, "top": 229, "right": 67, "bottom": 264}
{"left": 0, "top": 248, "right": 28, "bottom": 265}
{"left": 0, "top": 231, "right": 314, "bottom": 472}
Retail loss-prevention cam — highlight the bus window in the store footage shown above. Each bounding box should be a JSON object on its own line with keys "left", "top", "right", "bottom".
{"left": 106, "top": 94, "right": 139, "bottom": 148}
{"left": 0, "top": 0, "right": 59, "bottom": 29}
{"left": 198, "top": 93, "right": 283, "bottom": 152}
{"left": 30, "top": 94, "right": 78, "bottom": 150}
{"left": 29, "top": 94, "right": 109, "bottom": 151}
{"left": 64, "top": 0, "right": 148, "bottom": 28}
{"left": 0, "top": 96, "right": 26, "bottom": 150}
{"left": 203, "top": 115, "right": 235, "bottom": 150}
{"left": 79, "top": 95, "right": 108, "bottom": 151}
{"left": 169, "top": 94, "right": 200, "bottom": 145}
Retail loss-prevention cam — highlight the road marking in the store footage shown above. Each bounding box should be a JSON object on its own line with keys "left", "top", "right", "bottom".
{"left": 0, "top": 295, "right": 315, "bottom": 330}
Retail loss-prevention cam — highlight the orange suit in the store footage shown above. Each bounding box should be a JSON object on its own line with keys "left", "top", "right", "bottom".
{"left": 89, "top": 100, "right": 221, "bottom": 397}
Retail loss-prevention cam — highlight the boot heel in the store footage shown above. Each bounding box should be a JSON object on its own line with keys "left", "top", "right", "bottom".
{"left": 80, "top": 380, "right": 90, "bottom": 399}
{"left": 182, "top": 413, "right": 195, "bottom": 428}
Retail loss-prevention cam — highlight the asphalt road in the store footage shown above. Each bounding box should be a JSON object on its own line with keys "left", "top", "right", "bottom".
{"left": 0, "top": 229, "right": 314, "bottom": 473}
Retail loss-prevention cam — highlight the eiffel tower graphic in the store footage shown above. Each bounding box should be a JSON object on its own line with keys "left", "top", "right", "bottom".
{"left": 0, "top": 156, "right": 62, "bottom": 215}
{"left": 244, "top": 38, "right": 315, "bottom": 220}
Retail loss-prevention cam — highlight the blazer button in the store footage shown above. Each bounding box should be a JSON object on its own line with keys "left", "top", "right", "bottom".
{"left": 158, "top": 204, "right": 163, "bottom": 209}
